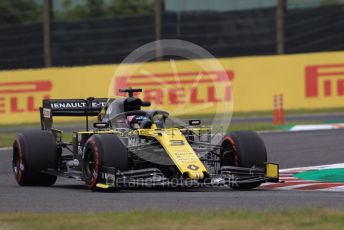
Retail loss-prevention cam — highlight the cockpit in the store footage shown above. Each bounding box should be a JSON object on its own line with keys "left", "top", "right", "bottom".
{"left": 103, "top": 99, "right": 169, "bottom": 130}
{"left": 97, "top": 88, "right": 171, "bottom": 130}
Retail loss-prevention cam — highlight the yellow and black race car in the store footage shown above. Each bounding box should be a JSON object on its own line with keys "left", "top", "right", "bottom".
{"left": 12, "top": 88, "right": 279, "bottom": 191}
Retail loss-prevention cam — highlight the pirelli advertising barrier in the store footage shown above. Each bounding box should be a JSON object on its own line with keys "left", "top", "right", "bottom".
{"left": 0, "top": 51, "right": 344, "bottom": 124}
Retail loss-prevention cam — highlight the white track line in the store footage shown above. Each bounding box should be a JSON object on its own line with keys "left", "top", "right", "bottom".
{"left": 319, "top": 185, "right": 344, "bottom": 192}
{"left": 0, "top": 147, "right": 11, "bottom": 151}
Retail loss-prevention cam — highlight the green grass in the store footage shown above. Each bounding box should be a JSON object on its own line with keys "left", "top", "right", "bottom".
{"left": 0, "top": 132, "right": 74, "bottom": 148}
{"left": 2, "top": 107, "right": 344, "bottom": 128}
{"left": 0, "top": 121, "right": 319, "bottom": 147}
{"left": 227, "top": 122, "right": 289, "bottom": 132}
{"left": 0, "top": 132, "right": 16, "bottom": 148}
{"left": 0, "top": 122, "right": 284, "bottom": 147}
{"left": 0, "top": 209, "right": 343, "bottom": 230}
{"left": 232, "top": 107, "right": 344, "bottom": 117}
{"left": 227, "top": 121, "right": 319, "bottom": 132}
{"left": 1, "top": 106, "right": 343, "bottom": 147}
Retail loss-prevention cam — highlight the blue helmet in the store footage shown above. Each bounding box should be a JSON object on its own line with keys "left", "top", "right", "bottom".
{"left": 127, "top": 115, "right": 152, "bottom": 129}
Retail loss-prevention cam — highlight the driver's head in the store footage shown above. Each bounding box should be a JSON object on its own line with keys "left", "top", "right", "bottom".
{"left": 127, "top": 115, "right": 152, "bottom": 129}
{"left": 127, "top": 115, "right": 140, "bottom": 129}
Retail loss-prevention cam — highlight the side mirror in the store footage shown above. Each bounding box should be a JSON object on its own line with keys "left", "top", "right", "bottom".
{"left": 93, "top": 122, "right": 110, "bottom": 129}
{"left": 189, "top": 120, "right": 201, "bottom": 126}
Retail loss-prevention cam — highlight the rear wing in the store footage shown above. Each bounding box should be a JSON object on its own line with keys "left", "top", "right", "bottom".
{"left": 40, "top": 98, "right": 109, "bottom": 130}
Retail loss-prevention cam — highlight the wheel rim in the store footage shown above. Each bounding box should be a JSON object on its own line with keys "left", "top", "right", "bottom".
{"left": 12, "top": 147, "right": 20, "bottom": 175}
{"left": 12, "top": 140, "right": 23, "bottom": 181}
{"left": 221, "top": 137, "right": 239, "bottom": 167}
{"left": 84, "top": 148, "right": 96, "bottom": 179}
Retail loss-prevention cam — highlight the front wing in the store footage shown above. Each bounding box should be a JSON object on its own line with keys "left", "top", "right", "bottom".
{"left": 95, "top": 162, "right": 279, "bottom": 189}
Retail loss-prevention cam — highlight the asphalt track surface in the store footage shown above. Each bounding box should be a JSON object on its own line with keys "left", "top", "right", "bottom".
{"left": 0, "top": 129, "right": 343, "bottom": 212}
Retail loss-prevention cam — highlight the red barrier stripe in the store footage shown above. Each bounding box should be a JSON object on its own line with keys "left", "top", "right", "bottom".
{"left": 261, "top": 181, "right": 316, "bottom": 189}
{"left": 295, "top": 183, "right": 344, "bottom": 190}
{"left": 0, "top": 81, "right": 52, "bottom": 94}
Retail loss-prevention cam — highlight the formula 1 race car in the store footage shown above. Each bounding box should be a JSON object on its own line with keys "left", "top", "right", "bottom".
{"left": 12, "top": 88, "right": 279, "bottom": 191}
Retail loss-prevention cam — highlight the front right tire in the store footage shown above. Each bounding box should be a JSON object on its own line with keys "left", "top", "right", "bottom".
{"left": 220, "top": 131, "right": 267, "bottom": 189}
{"left": 82, "top": 134, "right": 128, "bottom": 191}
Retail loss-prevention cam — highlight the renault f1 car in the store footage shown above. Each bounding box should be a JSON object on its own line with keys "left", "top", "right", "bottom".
{"left": 12, "top": 88, "right": 279, "bottom": 191}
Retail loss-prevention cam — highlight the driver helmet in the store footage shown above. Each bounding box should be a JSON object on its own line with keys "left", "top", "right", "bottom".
{"left": 127, "top": 115, "right": 152, "bottom": 129}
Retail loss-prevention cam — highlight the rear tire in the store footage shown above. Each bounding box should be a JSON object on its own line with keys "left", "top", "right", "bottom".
{"left": 12, "top": 131, "right": 58, "bottom": 186}
{"left": 82, "top": 134, "right": 128, "bottom": 191}
{"left": 220, "top": 131, "right": 267, "bottom": 189}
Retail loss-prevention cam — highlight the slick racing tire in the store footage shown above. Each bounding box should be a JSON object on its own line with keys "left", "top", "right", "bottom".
{"left": 82, "top": 134, "right": 128, "bottom": 191}
{"left": 12, "top": 131, "right": 58, "bottom": 186}
{"left": 220, "top": 131, "right": 267, "bottom": 189}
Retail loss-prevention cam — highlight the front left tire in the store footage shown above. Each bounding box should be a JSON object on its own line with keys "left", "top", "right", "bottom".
{"left": 12, "top": 131, "right": 58, "bottom": 186}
